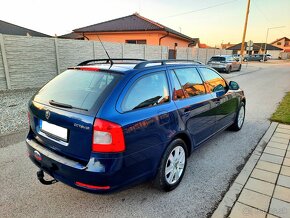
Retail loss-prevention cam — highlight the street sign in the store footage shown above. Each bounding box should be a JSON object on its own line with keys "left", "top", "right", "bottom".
{"left": 246, "top": 46, "right": 253, "bottom": 51}
{"left": 247, "top": 40, "right": 253, "bottom": 47}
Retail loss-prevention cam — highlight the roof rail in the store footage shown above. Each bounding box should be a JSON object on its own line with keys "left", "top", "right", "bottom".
{"left": 133, "top": 59, "right": 203, "bottom": 69}
{"left": 77, "top": 58, "right": 146, "bottom": 66}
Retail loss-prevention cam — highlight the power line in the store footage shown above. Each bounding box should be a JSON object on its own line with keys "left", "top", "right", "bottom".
{"left": 161, "top": 0, "right": 240, "bottom": 19}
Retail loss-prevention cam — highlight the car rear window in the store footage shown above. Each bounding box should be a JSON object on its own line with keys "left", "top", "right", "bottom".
{"left": 34, "top": 69, "right": 122, "bottom": 111}
{"left": 209, "top": 57, "right": 226, "bottom": 62}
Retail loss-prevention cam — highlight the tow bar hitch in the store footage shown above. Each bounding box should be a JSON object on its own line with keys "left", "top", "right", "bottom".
{"left": 37, "top": 170, "right": 58, "bottom": 185}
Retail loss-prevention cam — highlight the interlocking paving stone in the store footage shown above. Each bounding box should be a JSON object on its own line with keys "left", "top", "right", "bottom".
{"left": 260, "top": 153, "right": 284, "bottom": 165}
{"left": 251, "top": 168, "right": 278, "bottom": 184}
{"left": 256, "top": 161, "right": 281, "bottom": 173}
{"left": 264, "top": 147, "right": 286, "bottom": 157}
{"left": 286, "top": 151, "right": 290, "bottom": 158}
{"left": 245, "top": 178, "right": 275, "bottom": 196}
{"left": 273, "top": 185, "right": 290, "bottom": 203}
{"left": 277, "top": 175, "right": 290, "bottom": 188}
{"left": 280, "top": 166, "right": 290, "bottom": 177}
{"left": 284, "top": 158, "right": 290, "bottom": 167}
{"left": 229, "top": 202, "right": 266, "bottom": 218}
{"left": 273, "top": 133, "right": 290, "bottom": 140}
{"left": 211, "top": 183, "right": 243, "bottom": 218}
{"left": 267, "top": 141, "right": 288, "bottom": 150}
{"left": 270, "top": 137, "right": 289, "bottom": 144}
{"left": 279, "top": 124, "right": 290, "bottom": 130}
{"left": 269, "top": 198, "right": 290, "bottom": 218}
{"left": 276, "top": 128, "right": 290, "bottom": 135}
{"left": 238, "top": 189, "right": 271, "bottom": 212}
{"left": 267, "top": 214, "right": 279, "bottom": 218}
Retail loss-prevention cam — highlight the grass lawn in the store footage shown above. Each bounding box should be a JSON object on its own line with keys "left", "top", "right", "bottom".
{"left": 271, "top": 92, "right": 290, "bottom": 124}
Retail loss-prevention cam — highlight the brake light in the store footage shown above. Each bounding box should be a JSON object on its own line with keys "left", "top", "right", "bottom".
{"left": 77, "top": 67, "right": 100, "bottom": 71}
{"left": 92, "top": 118, "right": 125, "bottom": 153}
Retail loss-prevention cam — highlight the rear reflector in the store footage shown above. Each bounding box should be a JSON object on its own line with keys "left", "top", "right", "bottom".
{"left": 28, "top": 111, "right": 31, "bottom": 126}
{"left": 92, "top": 118, "right": 125, "bottom": 153}
{"left": 75, "top": 181, "right": 110, "bottom": 190}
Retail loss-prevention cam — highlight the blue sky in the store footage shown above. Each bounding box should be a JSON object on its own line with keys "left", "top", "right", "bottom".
{"left": 1, "top": 0, "right": 289, "bottom": 46}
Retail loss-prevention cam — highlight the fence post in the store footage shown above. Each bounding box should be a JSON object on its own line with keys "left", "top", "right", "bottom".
{"left": 0, "top": 34, "right": 11, "bottom": 90}
{"left": 160, "top": 46, "right": 162, "bottom": 60}
{"left": 144, "top": 45, "right": 147, "bottom": 59}
{"left": 93, "top": 41, "right": 96, "bottom": 59}
{"left": 122, "top": 43, "right": 125, "bottom": 58}
{"left": 54, "top": 38, "right": 60, "bottom": 75}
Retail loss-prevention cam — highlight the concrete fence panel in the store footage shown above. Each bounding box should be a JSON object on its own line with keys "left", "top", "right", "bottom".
{"left": 124, "top": 44, "right": 145, "bottom": 59}
{"left": 146, "top": 45, "right": 165, "bottom": 60}
{"left": 192, "top": 48, "right": 199, "bottom": 60}
{"left": 4, "top": 35, "right": 57, "bottom": 90}
{"left": 58, "top": 39, "right": 94, "bottom": 72}
{"left": 101, "top": 42, "right": 123, "bottom": 58}
{"left": 197, "top": 49, "right": 207, "bottom": 64}
{"left": 161, "top": 46, "right": 169, "bottom": 60}
{"left": 176, "top": 48, "right": 187, "bottom": 60}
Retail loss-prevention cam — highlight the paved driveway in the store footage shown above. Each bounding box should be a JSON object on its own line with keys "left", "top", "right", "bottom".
{"left": 1, "top": 62, "right": 290, "bottom": 218}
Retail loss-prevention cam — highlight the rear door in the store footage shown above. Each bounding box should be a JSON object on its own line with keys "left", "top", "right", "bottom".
{"left": 198, "top": 67, "right": 238, "bottom": 132}
{"left": 227, "top": 56, "right": 238, "bottom": 70}
{"left": 168, "top": 66, "right": 215, "bottom": 146}
{"left": 29, "top": 69, "right": 122, "bottom": 162}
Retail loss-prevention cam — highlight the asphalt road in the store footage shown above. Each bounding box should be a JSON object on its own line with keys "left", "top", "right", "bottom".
{"left": 1, "top": 62, "right": 290, "bottom": 218}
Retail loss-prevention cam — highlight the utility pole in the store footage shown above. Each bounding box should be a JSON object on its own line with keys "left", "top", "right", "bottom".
{"left": 240, "top": 0, "right": 251, "bottom": 62}
{"left": 262, "top": 26, "right": 285, "bottom": 61}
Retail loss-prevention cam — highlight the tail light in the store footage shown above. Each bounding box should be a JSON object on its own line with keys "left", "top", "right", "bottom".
{"left": 92, "top": 118, "right": 125, "bottom": 153}
{"left": 28, "top": 111, "right": 31, "bottom": 126}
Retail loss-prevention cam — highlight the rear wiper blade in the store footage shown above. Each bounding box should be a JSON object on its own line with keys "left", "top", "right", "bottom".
{"left": 49, "top": 100, "right": 88, "bottom": 111}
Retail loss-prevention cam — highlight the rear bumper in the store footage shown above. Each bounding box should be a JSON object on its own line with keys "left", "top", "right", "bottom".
{"left": 208, "top": 64, "right": 228, "bottom": 71}
{"left": 26, "top": 138, "right": 152, "bottom": 193}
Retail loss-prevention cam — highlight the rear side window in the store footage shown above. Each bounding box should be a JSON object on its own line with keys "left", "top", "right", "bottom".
{"left": 34, "top": 69, "right": 121, "bottom": 111}
{"left": 122, "top": 71, "right": 169, "bottom": 112}
{"left": 199, "top": 68, "right": 227, "bottom": 93}
{"left": 209, "top": 57, "right": 225, "bottom": 62}
{"left": 173, "top": 68, "right": 206, "bottom": 97}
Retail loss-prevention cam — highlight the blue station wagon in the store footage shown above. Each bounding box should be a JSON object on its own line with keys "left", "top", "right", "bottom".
{"left": 26, "top": 59, "right": 246, "bottom": 193}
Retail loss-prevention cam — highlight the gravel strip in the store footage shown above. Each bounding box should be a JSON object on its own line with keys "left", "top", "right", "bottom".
{"left": 0, "top": 89, "right": 38, "bottom": 136}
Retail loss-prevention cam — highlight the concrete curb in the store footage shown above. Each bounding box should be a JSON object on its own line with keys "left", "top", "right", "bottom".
{"left": 212, "top": 122, "right": 279, "bottom": 218}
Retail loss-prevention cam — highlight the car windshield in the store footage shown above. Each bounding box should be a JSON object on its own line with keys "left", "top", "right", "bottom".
{"left": 34, "top": 69, "right": 122, "bottom": 111}
{"left": 209, "top": 57, "right": 226, "bottom": 62}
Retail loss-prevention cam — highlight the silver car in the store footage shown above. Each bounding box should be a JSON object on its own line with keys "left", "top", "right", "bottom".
{"left": 207, "top": 55, "right": 241, "bottom": 73}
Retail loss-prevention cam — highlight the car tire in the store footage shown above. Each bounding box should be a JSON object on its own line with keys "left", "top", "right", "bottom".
{"left": 228, "top": 102, "right": 245, "bottom": 131}
{"left": 238, "top": 65, "right": 242, "bottom": 71}
{"left": 227, "top": 66, "right": 232, "bottom": 74}
{"left": 153, "top": 139, "right": 188, "bottom": 192}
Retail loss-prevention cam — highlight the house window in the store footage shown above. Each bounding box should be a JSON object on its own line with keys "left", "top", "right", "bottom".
{"left": 277, "top": 42, "right": 282, "bottom": 45}
{"left": 125, "top": 40, "right": 147, "bottom": 44}
{"left": 285, "top": 41, "right": 289, "bottom": 46}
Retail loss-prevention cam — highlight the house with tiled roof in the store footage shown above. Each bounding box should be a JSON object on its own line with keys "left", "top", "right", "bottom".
{"left": 226, "top": 42, "right": 282, "bottom": 58}
{"left": 0, "top": 20, "right": 50, "bottom": 37}
{"left": 271, "top": 37, "right": 290, "bottom": 52}
{"left": 71, "top": 13, "right": 199, "bottom": 51}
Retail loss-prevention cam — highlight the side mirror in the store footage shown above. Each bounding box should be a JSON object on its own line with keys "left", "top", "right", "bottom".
{"left": 229, "top": 81, "right": 240, "bottom": 90}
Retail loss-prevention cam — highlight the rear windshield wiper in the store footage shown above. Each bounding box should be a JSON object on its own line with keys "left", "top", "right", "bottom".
{"left": 49, "top": 100, "right": 88, "bottom": 111}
